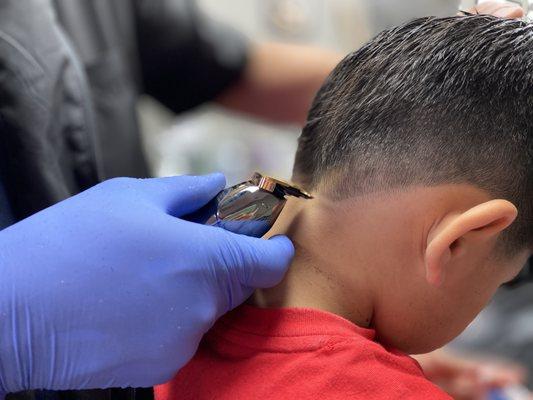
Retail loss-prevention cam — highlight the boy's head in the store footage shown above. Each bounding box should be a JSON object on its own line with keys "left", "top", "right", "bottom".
{"left": 265, "top": 15, "right": 533, "bottom": 354}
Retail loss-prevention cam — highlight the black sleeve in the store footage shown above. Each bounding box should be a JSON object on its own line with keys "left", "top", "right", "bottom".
{"left": 133, "top": 0, "right": 249, "bottom": 113}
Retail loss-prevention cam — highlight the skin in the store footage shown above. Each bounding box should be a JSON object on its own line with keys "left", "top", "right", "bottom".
{"left": 217, "top": 42, "right": 341, "bottom": 126}
{"left": 255, "top": 184, "right": 531, "bottom": 355}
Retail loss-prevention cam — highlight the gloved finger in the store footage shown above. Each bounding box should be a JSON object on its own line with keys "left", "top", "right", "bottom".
{"left": 225, "top": 234, "right": 295, "bottom": 288}
{"left": 142, "top": 173, "right": 226, "bottom": 217}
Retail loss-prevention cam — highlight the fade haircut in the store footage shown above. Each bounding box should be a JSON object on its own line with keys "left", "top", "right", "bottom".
{"left": 293, "top": 15, "right": 533, "bottom": 250}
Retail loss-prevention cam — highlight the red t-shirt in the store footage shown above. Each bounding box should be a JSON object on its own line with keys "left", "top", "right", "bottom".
{"left": 155, "top": 305, "right": 451, "bottom": 400}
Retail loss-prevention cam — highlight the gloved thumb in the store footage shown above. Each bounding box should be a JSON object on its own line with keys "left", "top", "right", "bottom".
{"left": 143, "top": 173, "right": 226, "bottom": 217}
{"left": 227, "top": 234, "right": 295, "bottom": 288}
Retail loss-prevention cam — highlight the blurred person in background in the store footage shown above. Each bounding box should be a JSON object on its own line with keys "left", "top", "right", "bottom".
{"left": 0, "top": 1, "right": 525, "bottom": 400}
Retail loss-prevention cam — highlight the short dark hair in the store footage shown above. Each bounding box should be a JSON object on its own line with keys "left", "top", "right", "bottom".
{"left": 293, "top": 15, "right": 533, "bottom": 250}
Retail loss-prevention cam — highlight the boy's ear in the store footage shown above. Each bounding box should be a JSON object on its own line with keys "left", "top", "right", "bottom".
{"left": 425, "top": 199, "right": 517, "bottom": 286}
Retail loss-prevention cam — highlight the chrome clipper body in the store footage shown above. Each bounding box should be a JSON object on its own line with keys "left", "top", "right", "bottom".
{"left": 186, "top": 172, "right": 312, "bottom": 238}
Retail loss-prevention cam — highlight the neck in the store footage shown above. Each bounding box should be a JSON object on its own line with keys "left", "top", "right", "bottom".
{"left": 253, "top": 196, "right": 376, "bottom": 328}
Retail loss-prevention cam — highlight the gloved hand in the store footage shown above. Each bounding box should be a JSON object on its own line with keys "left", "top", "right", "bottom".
{"left": 0, "top": 174, "right": 294, "bottom": 395}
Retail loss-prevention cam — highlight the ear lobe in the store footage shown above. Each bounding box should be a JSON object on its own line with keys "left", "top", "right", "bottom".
{"left": 425, "top": 199, "right": 518, "bottom": 287}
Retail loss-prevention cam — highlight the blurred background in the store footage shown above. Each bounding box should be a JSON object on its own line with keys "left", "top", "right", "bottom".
{"left": 137, "top": 0, "right": 533, "bottom": 387}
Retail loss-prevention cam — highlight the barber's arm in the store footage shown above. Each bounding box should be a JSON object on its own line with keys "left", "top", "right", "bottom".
{"left": 134, "top": 0, "right": 340, "bottom": 127}
{"left": 217, "top": 43, "right": 340, "bottom": 126}
{"left": 0, "top": 174, "right": 293, "bottom": 395}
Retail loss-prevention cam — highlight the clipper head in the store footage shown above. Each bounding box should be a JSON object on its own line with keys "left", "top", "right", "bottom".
{"left": 185, "top": 172, "right": 312, "bottom": 237}
{"left": 250, "top": 172, "right": 313, "bottom": 200}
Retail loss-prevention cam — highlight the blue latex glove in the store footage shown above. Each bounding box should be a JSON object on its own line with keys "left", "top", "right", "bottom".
{"left": 0, "top": 174, "right": 294, "bottom": 394}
